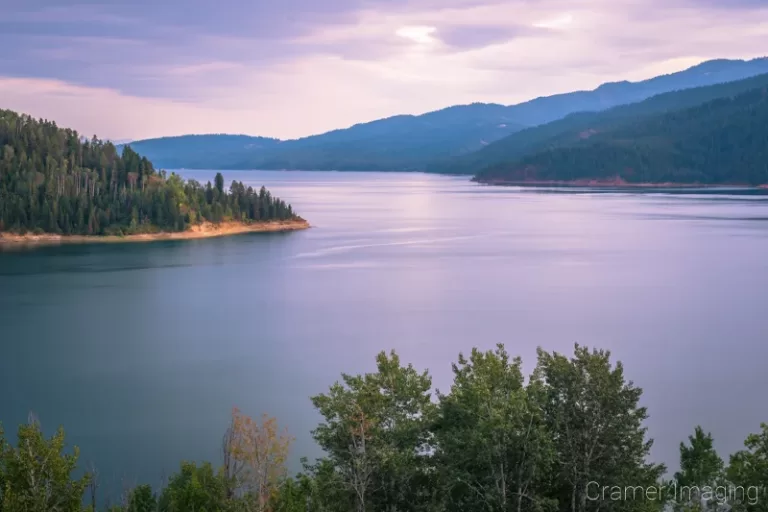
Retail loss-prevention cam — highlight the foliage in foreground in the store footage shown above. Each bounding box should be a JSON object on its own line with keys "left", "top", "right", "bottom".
{"left": 1, "top": 343, "right": 766, "bottom": 512}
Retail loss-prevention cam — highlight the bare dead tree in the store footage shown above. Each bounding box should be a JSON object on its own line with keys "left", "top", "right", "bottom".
{"left": 222, "top": 410, "right": 247, "bottom": 498}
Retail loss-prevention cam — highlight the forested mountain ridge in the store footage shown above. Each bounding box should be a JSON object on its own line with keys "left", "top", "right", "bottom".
{"left": 124, "top": 103, "right": 528, "bottom": 171}
{"left": 124, "top": 57, "right": 768, "bottom": 172}
{"left": 119, "top": 134, "right": 281, "bottom": 169}
{"left": 431, "top": 71, "right": 768, "bottom": 175}
{"left": 0, "top": 110, "right": 300, "bottom": 237}
{"left": 474, "top": 85, "right": 768, "bottom": 185}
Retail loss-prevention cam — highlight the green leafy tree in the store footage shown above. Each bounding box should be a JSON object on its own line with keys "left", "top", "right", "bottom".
{"left": 0, "top": 417, "right": 90, "bottom": 512}
{"left": 310, "top": 351, "right": 435, "bottom": 512}
{"left": 270, "top": 477, "right": 304, "bottom": 512}
{"left": 291, "top": 458, "right": 350, "bottom": 512}
{"left": 673, "top": 427, "right": 725, "bottom": 512}
{"left": 727, "top": 424, "right": 768, "bottom": 512}
{"left": 435, "top": 344, "right": 556, "bottom": 512}
{"left": 126, "top": 484, "right": 157, "bottom": 512}
{"left": 533, "top": 344, "right": 665, "bottom": 512}
{"left": 157, "top": 462, "right": 228, "bottom": 512}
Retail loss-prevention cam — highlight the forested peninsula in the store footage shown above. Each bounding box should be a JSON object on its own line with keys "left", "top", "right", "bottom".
{"left": 0, "top": 109, "right": 307, "bottom": 245}
{"left": 1, "top": 344, "right": 766, "bottom": 512}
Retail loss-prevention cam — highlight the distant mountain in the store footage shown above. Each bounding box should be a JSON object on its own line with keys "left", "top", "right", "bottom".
{"left": 232, "top": 103, "right": 529, "bottom": 171}
{"left": 120, "top": 134, "right": 281, "bottom": 169}
{"left": 490, "top": 57, "right": 768, "bottom": 127}
{"left": 474, "top": 85, "right": 768, "bottom": 185}
{"left": 430, "top": 70, "right": 768, "bottom": 175}
{"left": 124, "top": 57, "right": 768, "bottom": 172}
{"left": 125, "top": 105, "right": 527, "bottom": 171}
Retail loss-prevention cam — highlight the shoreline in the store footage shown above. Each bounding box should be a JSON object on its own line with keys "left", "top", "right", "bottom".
{"left": 0, "top": 219, "right": 310, "bottom": 247}
{"left": 473, "top": 178, "right": 768, "bottom": 189}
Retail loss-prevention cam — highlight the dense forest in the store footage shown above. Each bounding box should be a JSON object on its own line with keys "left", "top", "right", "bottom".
{"left": 474, "top": 85, "right": 768, "bottom": 185}
{"left": 124, "top": 58, "right": 768, "bottom": 173}
{"left": 1, "top": 343, "right": 765, "bottom": 512}
{"left": 430, "top": 71, "right": 768, "bottom": 175}
{"left": 0, "top": 110, "right": 299, "bottom": 236}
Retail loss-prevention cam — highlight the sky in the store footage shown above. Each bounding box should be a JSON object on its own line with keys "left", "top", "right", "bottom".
{"left": 2, "top": 0, "right": 767, "bottom": 141}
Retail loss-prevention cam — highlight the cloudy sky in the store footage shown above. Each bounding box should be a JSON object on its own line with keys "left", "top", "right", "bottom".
{"left": 2, "top": 0, "right": 767, "bottom": 141}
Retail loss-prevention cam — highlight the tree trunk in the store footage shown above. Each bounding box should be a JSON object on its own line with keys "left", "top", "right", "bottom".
{"left": 500, "top": 462, "right": 507, "bottom": 509}
{"left": 571, "top": 484, "right": 577, "bottom": 512}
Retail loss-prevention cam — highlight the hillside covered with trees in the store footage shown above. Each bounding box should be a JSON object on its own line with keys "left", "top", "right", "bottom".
{"left": 124, "top": 104, "right": 529, "bottom": 171}
{"left": 474, "top": 84, "right": 768, "bottom": 185}
{"left": 0, "top": 343, "right": 764, "bottom": 512}
{"left": 0, "top": 110, "right": 300, "bottom": 236}
{"left": 116, "top": 134, "right": 281, "bottom": 170}
{"left": 430, "top": 71, "right": 768, "bottom": 175}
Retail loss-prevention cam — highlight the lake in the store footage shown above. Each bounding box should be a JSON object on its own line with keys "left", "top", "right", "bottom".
{"left": 2, "top": 170, "right": 768, "bottom": 496}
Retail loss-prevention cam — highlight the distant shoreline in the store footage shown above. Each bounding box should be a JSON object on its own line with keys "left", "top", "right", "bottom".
{"left": 0, "top": 219, "right": 310, "bottom": 247}
{"left": 473, "top": 178, "right": 768, "bottom": 189}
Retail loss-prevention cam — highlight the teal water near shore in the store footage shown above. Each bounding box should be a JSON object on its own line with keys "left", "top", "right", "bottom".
{"left": 2, "top": 171, "right": 768, "bottom": 495}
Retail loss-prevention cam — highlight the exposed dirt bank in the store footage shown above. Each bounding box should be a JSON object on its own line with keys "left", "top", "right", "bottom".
{"left": 0, "top": 219, "right": 310, "bottom": 247}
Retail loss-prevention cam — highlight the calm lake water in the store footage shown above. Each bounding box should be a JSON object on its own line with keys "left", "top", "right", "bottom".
{"left": 2, "top": 171, "right": 768, "bottom": 495}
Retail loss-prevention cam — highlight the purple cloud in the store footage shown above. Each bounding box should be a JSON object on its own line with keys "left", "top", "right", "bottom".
{"left": 437, "top": 24, "right": 550, "bottom": 50}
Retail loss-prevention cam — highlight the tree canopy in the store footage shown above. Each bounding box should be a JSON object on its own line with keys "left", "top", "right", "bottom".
{"left": 2, "top": 343, "right": 766, "bottom": 512}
